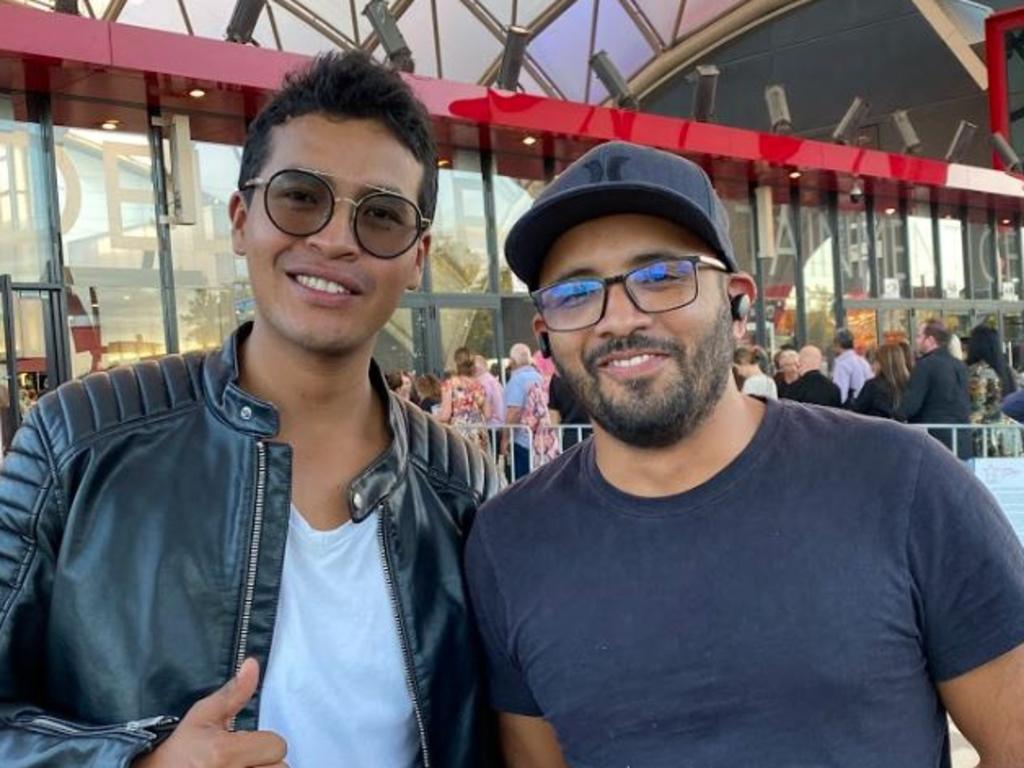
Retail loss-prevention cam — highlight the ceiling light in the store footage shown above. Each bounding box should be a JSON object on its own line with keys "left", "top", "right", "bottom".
{"left": 832, "top": 97, "right": 870, "bottom": 145}
{"left": 225, "top": 0, "right": 266, "bottom": 44}
{"left": 364, "top": 0, "right": 414, "bottom": 73}
{"left": 522, "top": 135, "right": 537, "bottom": 146}
{"left": 884, "top": 207, "right": 896, "bottom": 215}
{"left": 690, "top": 64, "right": 720, "bottom": 123}
{"left": 765, "top": 84, "right": 792, "bottom": 134}
{"left": 437, "top": 158, "right": 450, "bottom": 168}
{"left": 788, "top": 170, "right": 802, "bottom": 180}
{"left": 590, "top": 51, "right": 638, "bottom": 110}
{"left": 1002, "top": 218, "right": 1012, "bottom": 225}
{"left": 891, "top": 109, "right": 921, "bottom": 155}
{"left": 496, "top": 26, "right": 529, "bottom": 91}
{"left": 101, "top": 120, "right": 119, "bottom": 131}
{"left": 945, "top": 120, "right": 978, "bottom": 163}
{"left": 188, "top": 89, "right": 207, "bottom": 99}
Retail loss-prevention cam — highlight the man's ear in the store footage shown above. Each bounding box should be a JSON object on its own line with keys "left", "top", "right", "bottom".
{"left": 407, "top": 233, "right": 430, "bottom": 291}
{"left": 229, "top": 191, "right": 249, "bottom": 256}
{"left": 727, "top": 273, "right": 757, "bottom": 338}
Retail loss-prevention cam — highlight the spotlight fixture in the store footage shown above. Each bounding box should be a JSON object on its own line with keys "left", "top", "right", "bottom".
{"left": 590, "top": 51, "right": 638, "bottom": 110}
{"left": 945, "top": 120, "right": 977, "bottom": 163}
{"left": 891, "top": 109, "right": 921, "bottom": 155}
{"left": 188, "top": 89, "right": 207, "bottom": 99}
{"left": 832, "top": 96, "right": 870, "bottom": 145}
{"left": 522, "top": 135, "right": 537, "bottom": 147}
{"left": 100, "top": 119, "right": 120, "bottom": 131}
{"left": 849, "top": 177, "right": 864, "bottom": 204}
{"left": 496, "top": 26, "right": 529, "bottom": 91}
{"left": 992, "top": 132, "right": 1023, "bottom": 173}
{"left": 690, "top": 64, "right": 720, "bottom": 123}
{"left": 225, "top": 0, "right": 266, "bottom": 44}
{"left": 364, "top": 0, "right": 414, "bottom": 73}
{"left": 764, "top": 84, "right": 792, "bottom": 133}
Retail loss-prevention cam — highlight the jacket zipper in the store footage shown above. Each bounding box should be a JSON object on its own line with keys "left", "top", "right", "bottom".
{"left": 19, "top": 714, "right": 177, "bottom": 738}
{"left": 230, "top": 439, "right": 267, "bottom": 728}
{"left": 377, "top": 504, "right": 431, "bottom": 767}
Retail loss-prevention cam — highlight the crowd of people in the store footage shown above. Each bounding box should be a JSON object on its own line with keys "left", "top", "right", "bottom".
{"left": 1, "top": 48, "right": 1021, "bottom": 768}
{"left": 732, "top": 320, "right": 1023, "bottom": 457}
{"left": 384, "top": 342, "right": 592, "bottom": 479}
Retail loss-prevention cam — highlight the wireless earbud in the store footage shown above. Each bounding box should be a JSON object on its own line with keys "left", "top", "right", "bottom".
{"left": 538, "top": 332, "right": 552, "bottom": 358}
{"left": 730, "top": 294, "right": 751, "bottom": 322}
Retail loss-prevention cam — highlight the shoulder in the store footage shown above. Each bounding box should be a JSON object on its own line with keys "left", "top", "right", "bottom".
{"left": 31, "top": 351, "right": 207, "bottom": 461}
{"left": 400, "top": 396, "right": 496, "bottom": 503}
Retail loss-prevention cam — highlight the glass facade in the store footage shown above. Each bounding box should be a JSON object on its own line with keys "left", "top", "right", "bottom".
{"left": 3, "top": 87, "right": 1024, "bottom": 392}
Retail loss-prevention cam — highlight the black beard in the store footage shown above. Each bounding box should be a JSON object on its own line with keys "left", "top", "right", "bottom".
{"left": 554, "top": 304, "right": 735, "bottom": 448}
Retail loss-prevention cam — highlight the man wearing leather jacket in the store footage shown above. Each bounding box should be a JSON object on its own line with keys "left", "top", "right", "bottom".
{"left": 0, "top": 51, "right": 498, "bottom": 767}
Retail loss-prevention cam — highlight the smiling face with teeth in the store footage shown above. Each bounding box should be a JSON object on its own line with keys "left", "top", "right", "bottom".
{"left": 230, "top": 114, "right": 428, "bottom": 359}
{"left": 534, "top": 213, "right": 753, "bottom": 448}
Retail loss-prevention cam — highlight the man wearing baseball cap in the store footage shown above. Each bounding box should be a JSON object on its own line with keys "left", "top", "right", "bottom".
{"left": 465, "top": 141, "right": 1024, "bottom": 766}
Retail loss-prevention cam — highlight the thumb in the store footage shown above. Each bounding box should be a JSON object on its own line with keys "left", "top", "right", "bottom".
{"left": 186, "top": 658, "right": 260, "bottom": 727}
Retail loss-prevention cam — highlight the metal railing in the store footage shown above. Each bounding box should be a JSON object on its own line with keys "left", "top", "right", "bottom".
{"left": 447, "top": 423, "right": 593, "bottom": 481}
{"left": 912, "top": 423, "right": 1024, "bottom": 459}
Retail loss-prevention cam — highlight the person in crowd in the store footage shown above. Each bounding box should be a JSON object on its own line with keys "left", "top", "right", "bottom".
{"left": 898, "top": 319, "right": 971, "bottom": 456}
{"left": 851, "top": 343, "right": 910, "bottom": 420}
{"left": 548, "top": 371, "right": 591, "bottom": 449}
{"left": 415, "top": 373, "right": 443, "bottom": 415}
{"left": 438, "top": 346, "right": 492, "bottom": 452}
{"left": 502, "top": 342, "right": 545, "bottom": 480}
{"left": 784, "top": 345, "right": 841, "bottom": 407}
{"left": 733, "top": 346, "right": 777, "bottom": 400}
{"left": 466, "top": 140, "right": 1024, "bottom": 767}
{"left": 965, "top": 324, "right": 1021, "bottom": 456}
{"left": 0, "top": 52, "right": 499, "bottom": 768}
{"left": 898, "top": 337, "right": 915, "bottom": 374}
{"left": 949, "top": 332, "right": 964, "bottom": 361}
{"left": 832, "top": 327, "right": 873, "bottom": 404}
{"left": 774, "top": 348, "right": 800, "bottom": 398}
{"left": 385, "top": 369, "right": 414, "bottom": 401}
{"left": 475, "top": 354, "right": 506, "bottom": 428}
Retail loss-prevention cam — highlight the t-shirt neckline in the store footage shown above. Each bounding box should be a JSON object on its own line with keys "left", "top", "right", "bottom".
{"left": 581, "top": 397, "right": 783, "bottom": 517}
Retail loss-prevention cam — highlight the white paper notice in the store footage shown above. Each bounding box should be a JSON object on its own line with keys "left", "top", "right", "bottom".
{"left": 972, "top": 458, "right": 1024, "bottom": 543}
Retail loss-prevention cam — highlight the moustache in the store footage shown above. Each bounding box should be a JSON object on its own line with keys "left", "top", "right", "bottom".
{"left": 583, "top": 335, "right": 684, "bottom": 374}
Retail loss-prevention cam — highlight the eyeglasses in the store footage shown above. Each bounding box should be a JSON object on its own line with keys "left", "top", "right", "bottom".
{"left": 531, "top": 256, "right": 729, "bottom": 332}
{"left": 241, "top": 168, "right": 431, "bottom": 259}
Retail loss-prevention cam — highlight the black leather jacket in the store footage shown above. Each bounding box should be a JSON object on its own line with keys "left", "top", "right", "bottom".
{"left": 0, "top": 325, "right": 499, "bottom": 767}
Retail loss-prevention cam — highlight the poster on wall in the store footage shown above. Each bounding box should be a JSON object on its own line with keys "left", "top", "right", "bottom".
{"left": 972, "top": 458, "right": 1024, "bottom": 543}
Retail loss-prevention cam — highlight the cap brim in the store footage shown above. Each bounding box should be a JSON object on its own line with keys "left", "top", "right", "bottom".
{"left": 505, "top": 183, "right": 735, "bottom": 290}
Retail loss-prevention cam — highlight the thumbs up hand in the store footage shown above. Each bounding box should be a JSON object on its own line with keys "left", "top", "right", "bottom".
{"left": 134, "top": 658, "right": 288, "bottom": 768}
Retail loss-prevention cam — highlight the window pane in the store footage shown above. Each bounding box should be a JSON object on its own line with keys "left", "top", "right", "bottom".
{"left": 938, "top": 208, "right": 966, "bottom": 299}
{"left": 799, "top": 197, "right": 836, "bottom": 354}
{"left": 55, "top": 112, "right": 167, "bottom": 375}
{"left": 437, "top": 307, "right": 496, "bottom": 375}
{"left": 847, "top": 308, "right": 878, "bottom": 351}
{"left": 764, "top": 190, "right": 797, "bottom": 351}
{"left": 0, "top": 93, "right": 53, "bottom": 282}
{"left": 374, "top": 307, "right": 420, "bottom": 375}
{"left": 168, "top": 138, "right": 247, "bottom": 352}
{"left": 874, "top": 198, "right": 907, "bottom": 299}
{"left": 997, "top": 218, "right": 1021, "bottom": 300}
{"left": 838, "top": 204, "right": 870, "bottom": 299}
{"left": 967, "top": 209, "right": 995, "bottom": 300}
{"left": 494, "top": 154, "right": 546, "bottom": 294}
{"left": 908, "top": 203, "right": 938, "bottom": 298}
{"left": 500, "top": 296, "right": 537, "bottom": 378}
{"left": 430, "top": 151, "right": 490, "bottom": 294}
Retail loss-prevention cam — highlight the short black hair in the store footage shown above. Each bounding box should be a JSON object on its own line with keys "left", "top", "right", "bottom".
{"left": 834, "top": 328, "right": 855, "bottom": 350}
{"left": 238, "top": 51, "right": 438, "bottom": 219}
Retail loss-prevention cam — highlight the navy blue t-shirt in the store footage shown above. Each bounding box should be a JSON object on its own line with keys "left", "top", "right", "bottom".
{"left": 465, "top": 399, "right": 1024, "bottom": 768}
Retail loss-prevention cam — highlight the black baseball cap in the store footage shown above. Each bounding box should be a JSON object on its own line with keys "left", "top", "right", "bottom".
{"left": 504, "top": 141, "right": 738, "bottom": 291}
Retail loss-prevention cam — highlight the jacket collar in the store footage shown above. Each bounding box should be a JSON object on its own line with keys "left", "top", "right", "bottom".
{"left": 204, "top": 323, "right": 409, "bottom": 522}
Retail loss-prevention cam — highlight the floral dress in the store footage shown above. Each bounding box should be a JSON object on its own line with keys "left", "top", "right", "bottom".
{"left": 444, "top": 375, "right": 490, "bottom": 451}
{"left": 968, "top": 362, "right": 1022, "bottom": 457}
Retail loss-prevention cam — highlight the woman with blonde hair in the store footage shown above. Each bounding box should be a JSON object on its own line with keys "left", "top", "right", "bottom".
{"left": 851, "top": 342, "right": 910, "bottom": 419}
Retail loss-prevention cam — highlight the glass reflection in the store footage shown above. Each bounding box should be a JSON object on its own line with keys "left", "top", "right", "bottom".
{"left": 874, "top": 201, "right": 906, "bottom": 298}
{"left": 800, "top": 203, "right": 836, "bottom": 353}
{"left": 0, "top": 93, "right": 54, "bottom": 282}
{"left": 763, "top": 197, "right": 797, "bottom": 351}
{"left": 838, "top": 206, "right": 870, "bottom": 298}
{"left": 430, "top": 152, "right": 490, "bottom": 294}
{"left": 437, "top": 307, "right": 496, "bottom": 375}
{"left": 55, "top": 120, "right": 167, "bottom": 374}
{"left": 938, "top": 212, "right": 966, "bottom": 298}
{"left": 495, "top": 175, "right": 544, "bottom": 294}
{"left": 908, "top": 203, "right": 938, "bottom": 298}
{"left": 967, "top": 210, "right": 995, "bottom": 300}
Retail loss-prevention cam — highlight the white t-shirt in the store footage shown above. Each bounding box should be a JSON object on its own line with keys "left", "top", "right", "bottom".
{"left": 258, "top": 506, "right": 419, "bottom": 768}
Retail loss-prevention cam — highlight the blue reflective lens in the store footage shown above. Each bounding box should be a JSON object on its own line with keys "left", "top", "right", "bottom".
{"left": 630, "top": 259, "right": 695, "bottom": 285}
{"left": 543, "top": 279, "right": 603, "bottom": 309}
